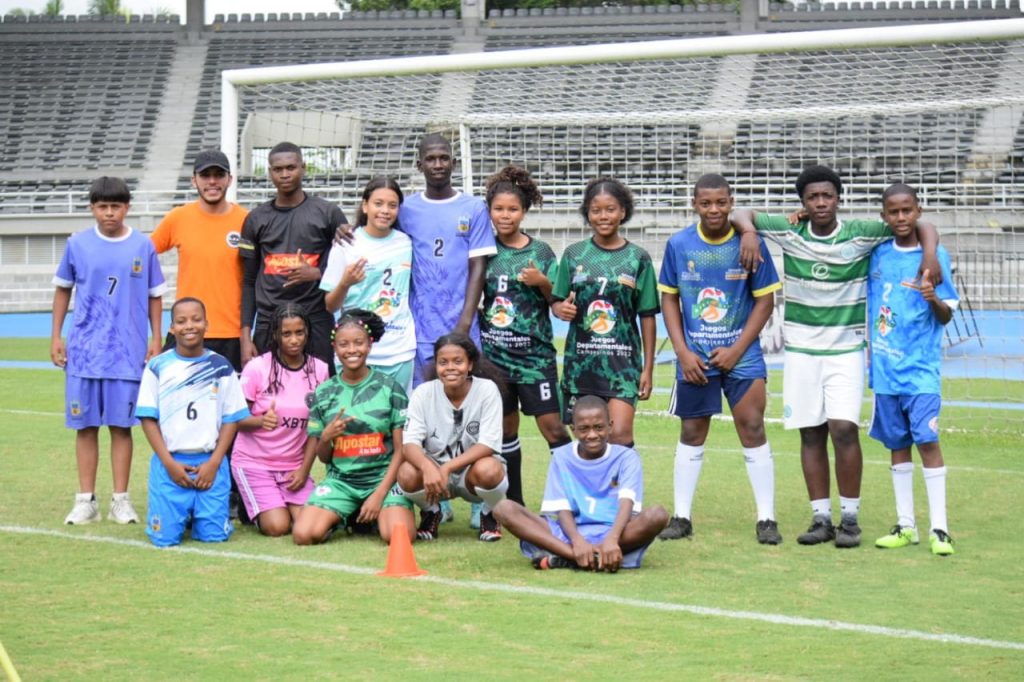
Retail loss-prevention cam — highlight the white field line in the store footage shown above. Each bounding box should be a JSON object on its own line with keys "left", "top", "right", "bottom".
{"left": 2, "top": 408, "right": 1021, "bottom": 477}
{"left": 2, "top": 524, "right": 1022, "bottom": 653}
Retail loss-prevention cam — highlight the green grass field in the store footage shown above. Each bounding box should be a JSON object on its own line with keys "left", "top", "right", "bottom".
{"left": 2, "top": 338, "right": 1023, "bottom": 680}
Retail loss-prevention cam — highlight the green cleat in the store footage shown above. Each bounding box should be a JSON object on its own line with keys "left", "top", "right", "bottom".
{"left": 875, "top": 524, "right": 920, "bottom": 549}
{"left": 930, "top": 529, "right": 956, "bottom": 556}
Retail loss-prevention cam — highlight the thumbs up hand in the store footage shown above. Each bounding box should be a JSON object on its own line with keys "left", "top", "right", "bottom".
{"left": 918, "top": 269, "right": 937, "bottom": 302}
{"left": 553, "top": 290, "right": 578, "bottom": 322}
{"left": 518, "top": 258, "right": 546, "bottom": 288}
{"left": 261, "top": 399, "right": 279, "bottom": 430}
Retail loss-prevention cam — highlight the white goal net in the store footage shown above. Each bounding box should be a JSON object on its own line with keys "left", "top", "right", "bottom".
{"left": 222, "top": 18, "right": 1024, "bottom": 433}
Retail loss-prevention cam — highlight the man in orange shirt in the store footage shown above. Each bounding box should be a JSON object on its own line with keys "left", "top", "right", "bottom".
{"left": 151, "top": 150, "right": 249, "bottom": 371}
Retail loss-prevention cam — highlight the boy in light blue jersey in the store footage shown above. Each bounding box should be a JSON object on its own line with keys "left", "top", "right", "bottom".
{"left": 493, "top": 395, "right": 668, "bottom": 571}
{"left": 398, "top": 133, "right": 496, "bottom": 386}
{"left": 657, "top": 174, "right": 782, "bottom": 545}
{"left": 867, "top": 184, "right": 959, "bottom": 556}
{"left": 51, "top": 176, "right": 166, "bottom": 526}
{"left": 136, "top": 298, "right": 250, "bottom": 547}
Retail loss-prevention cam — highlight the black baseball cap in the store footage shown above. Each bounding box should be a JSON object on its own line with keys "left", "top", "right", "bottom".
{"left": 193, "top": 150, "right": 232, "bottom": 174}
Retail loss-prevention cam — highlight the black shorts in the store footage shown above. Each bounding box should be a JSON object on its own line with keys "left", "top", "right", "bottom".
{"left": 560, "top": 391, "right": 636, "bottom": 425}
{"left": 498, "top": 363, "right": 560, "bottom": 418}
{"left": 163, "top": 334, "right": 242, "bottom": 373}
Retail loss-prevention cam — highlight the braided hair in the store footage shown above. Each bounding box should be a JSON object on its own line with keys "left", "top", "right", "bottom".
{"left": 266, "top": 303, "right": 319, "bottom": 395}
{"left": 332, "top": 308, "right": 386, "bottom": 344}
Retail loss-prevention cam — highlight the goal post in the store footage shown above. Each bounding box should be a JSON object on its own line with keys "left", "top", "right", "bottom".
{"left": 219, "top": 18, "right": 1024, "bottom": 434}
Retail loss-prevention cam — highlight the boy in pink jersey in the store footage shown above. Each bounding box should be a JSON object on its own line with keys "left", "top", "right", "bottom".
{"left": 231, "top": 305, "right": 329, "bottom": 536}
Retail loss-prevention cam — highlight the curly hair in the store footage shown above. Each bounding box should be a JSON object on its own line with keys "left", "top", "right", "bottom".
{"left": 485, "top": 165, "right": 543, "bottom": 213}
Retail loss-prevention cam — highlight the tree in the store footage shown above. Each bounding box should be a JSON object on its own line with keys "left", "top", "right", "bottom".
{"left": 89, "top": 0, "right": 122, "bottom": 16}
{"left": 45, "top": 0, "right": 64, "bottom": 16}
{"left": 8, "top": 7, "right": 36, "bottom": 16}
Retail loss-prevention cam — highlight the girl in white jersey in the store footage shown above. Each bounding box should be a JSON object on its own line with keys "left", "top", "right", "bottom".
{"left": 398, "top": 333, "right": 509, "bottom": 542}
{"left": 321, "top": 176, "right": 416, "bottom": 394}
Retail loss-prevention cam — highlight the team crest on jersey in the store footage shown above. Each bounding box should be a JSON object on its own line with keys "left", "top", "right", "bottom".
{"left": 131, "top": 257, "right": 143, "bottom": 275}
{"left": 467, "top": 420, "right": 480, "bottom": 436}
{"left": 226, "top": 231, "right": 241, "bottom": 248}
{"left": 811, "top": 262, "right": 830, "bottom": 280}
{"left": 840, "top": 243, "right": 858, "bottom": 260}
{"left": 692, "top": 288, "right": 728, "bottom": 323}
{"left": 210, "top": 383, "right": 219, "bottom": 396}
{"left": 372, "top": 288, "right": 401, "bottom": 319}
{"left": 457, "top": 215, "right": 470, "bottom": 233}
{"left": 617, "top": 273, "right": 636, "bottom": 289}
{"left": 70, "top": 400, "right": 81, "bottom": 417}
{"left": 610, "top": 476, "right": 619, "bottom": 488}
{"left": 572, "top": 264, "right": 587, "bottom": 284}
{"left": 584, "top": 300, "right": 617, "bottom": 335}
{"left": 486, "top": 296, "right": 516, "bottom": 328}
{"left": 150, "top": 515, "right": 161, "bottom": 533}
{"left": 875, "top": 305, "right": 896, "bottom": 337}
{"left": 679, "top": 260, "right": 701, "bottom": 281}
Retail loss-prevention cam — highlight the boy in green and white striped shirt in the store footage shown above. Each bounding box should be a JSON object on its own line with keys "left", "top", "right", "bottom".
{"left": 732, "top": 165, "right": 940, "bottom": 549}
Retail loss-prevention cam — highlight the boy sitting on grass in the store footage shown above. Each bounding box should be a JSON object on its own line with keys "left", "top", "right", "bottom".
{"left": 493, "top": 395, "right": 667, "bottom": 571}
{"left": 136, "top": 297, "right": 249, "bottom": 547}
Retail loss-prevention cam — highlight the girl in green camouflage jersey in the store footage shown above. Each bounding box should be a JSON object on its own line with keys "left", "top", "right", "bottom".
{"left": 292, "top": 309, "right": 416, "bottom": 546}
{"left": 482, "top": 166, "right": 572, "bottom": 507}
{"left": 552, "top": 177, "right": 660, "bottom": 448}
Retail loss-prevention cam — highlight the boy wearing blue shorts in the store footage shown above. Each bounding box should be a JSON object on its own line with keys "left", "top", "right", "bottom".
{"left": 51, "top": 177, "right": 166, "bottom": 526}
{"left": 136, "top": 298, "right": 250, "bottom": 547}
{"left": 868, "top": 184, "right": 959, "bottom": 556}
{"left": 657, "top": 174, "right": 783, "bottom": 545}
{"left": 493, "top": 395, "right": 668, "bottom": 571}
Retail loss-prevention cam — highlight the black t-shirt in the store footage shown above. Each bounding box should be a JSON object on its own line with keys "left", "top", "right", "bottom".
{"left": 239, "top": 193, "right": 347, "bottom": 323}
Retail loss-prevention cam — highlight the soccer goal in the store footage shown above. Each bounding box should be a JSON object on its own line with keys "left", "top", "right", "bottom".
{"left": 220, "top": 18, "right": 1024, "bottom": 434}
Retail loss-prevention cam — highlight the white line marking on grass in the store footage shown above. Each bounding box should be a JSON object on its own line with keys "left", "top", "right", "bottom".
{"left": 0, "top": 409, "right": 62, "bottom": 417}
{"left": 3, "top": 524, "right": 1023, "bottom": 653}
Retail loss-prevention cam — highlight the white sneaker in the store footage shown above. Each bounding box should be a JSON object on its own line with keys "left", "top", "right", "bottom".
{"left": 108, "top": 493, "right": 140, "bottom": 524}
{"left": 64, "top": 493, "right": 100, "bottom": 525}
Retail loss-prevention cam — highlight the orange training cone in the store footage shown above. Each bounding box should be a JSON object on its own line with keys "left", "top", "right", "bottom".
{"left": 377, "top": 522, "right": 427, "bottom": 577}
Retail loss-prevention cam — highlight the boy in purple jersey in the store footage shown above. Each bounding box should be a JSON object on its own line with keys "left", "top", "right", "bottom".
{"left": 399, "top": 133, "right": 496, "bottom": 385}
{"left": 398, "top": 133, "right": 496, "bottom": 528}
{"left": 657, "top": 175, "right": 783, "bottom": 545}
{"left": 494, "top": 396, "right": 668, "bottom": 571}
{"left": 51, "top": 177, "right": 166, "bottom": 526}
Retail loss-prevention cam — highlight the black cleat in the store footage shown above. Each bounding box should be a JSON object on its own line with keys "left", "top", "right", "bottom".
{"left": 658, "top": 516, "right": 693, "bottom": 540}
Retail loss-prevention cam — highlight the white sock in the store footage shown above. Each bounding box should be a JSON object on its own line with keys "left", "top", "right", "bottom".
{"left": 474, "top": 476, "right": 509, "bottom": 514}
{"left": 743, "top": 443, "right": 775, "bottom": 520}
{"left": 112, "top": 491, "right": 131, "bottom": 501}
{"left": 673, "top": 442, "right": 704, "bottom": 519}
{"left": 839, "top": 496, "right": 860, "bottom": 523}
{"left": 923, "top": 465, "right": 949, "bottom": 533}
{"left": 891, "top": 462, "right": 915, "bottom": 528}
{"left": 401, "top": 487, "right": 437, "bottom": 512}
{"left": 810, "top": 498, "right": 832, "bottom": 519}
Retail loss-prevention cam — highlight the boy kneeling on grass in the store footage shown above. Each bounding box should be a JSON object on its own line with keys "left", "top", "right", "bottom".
{"left": 493, "top": 395, "right": 668, "bottom": 571}
{"left": 136, "top": 297, "right": 250, "bottom": 547}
